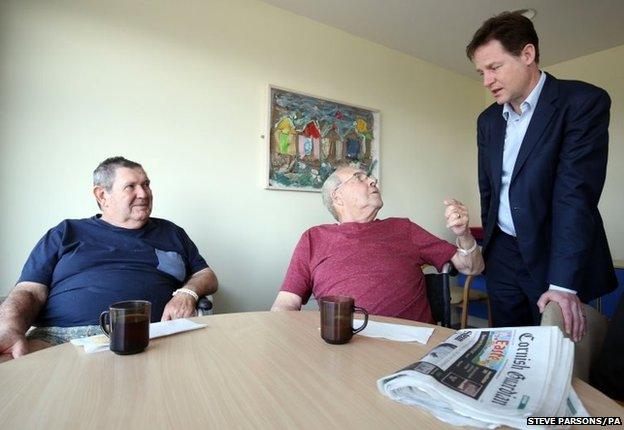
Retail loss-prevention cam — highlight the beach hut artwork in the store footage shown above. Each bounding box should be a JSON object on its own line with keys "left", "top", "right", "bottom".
{"left": 266, "top": 86, "right": 380, "bottom": 191}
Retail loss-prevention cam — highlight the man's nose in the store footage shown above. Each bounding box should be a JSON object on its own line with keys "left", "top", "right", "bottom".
{"left": 482, "top": 72, "right": 494, "bottom": 87}
{"left": 136, "top": 186, "right": 149, "bottom": 198}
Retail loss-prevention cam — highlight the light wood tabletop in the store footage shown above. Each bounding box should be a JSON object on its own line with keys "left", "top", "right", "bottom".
{"left": 0, "top": 311, "right": 622, "bottom": 429}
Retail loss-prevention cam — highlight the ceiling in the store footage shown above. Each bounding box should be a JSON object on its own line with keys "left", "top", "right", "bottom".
{"left": 260, "top": 0, "right": 624, "bottom": 79}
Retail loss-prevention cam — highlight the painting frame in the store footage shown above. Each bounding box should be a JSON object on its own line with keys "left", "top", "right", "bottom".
{"left": 265, "top": 85, "right": 380, "bottom": 192}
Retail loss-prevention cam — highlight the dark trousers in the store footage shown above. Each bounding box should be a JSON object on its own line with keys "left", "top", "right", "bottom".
{"left": 485, "top": 228, "right": 545, "bottom": 327}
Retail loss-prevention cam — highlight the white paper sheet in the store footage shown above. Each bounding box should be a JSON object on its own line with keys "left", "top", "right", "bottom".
{"left": 70, "top": 319, "right": 207, "bottom": 353}
{"left": 354, "top": 319, "right": 434, "bottom": 344}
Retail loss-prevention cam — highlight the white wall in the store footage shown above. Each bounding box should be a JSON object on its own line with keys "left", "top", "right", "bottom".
{"left": 0, "top": 0, "right": 484, "bottom": 312}
{"left": 544, "top": 45, "right": 624, "bottom": 260}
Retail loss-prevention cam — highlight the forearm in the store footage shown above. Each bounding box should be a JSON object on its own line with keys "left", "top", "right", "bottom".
{"left": 0, "top": 282, "right": 48, "bottom": 333}
{"left": 182, "top": 268, "right": 218, "bottom": 297}
{"left": 271, "top": 291, "right": 302, "bottom": 311}
{"left": 548, "top": 197, "right": 598, "bottom": 288}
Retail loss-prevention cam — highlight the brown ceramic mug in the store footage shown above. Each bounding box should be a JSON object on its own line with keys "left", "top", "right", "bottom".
{"left": 319, "top": 296, "right": 369, "bottom": 344}
{"left": 99, "top": 300, "right": 151, "bottom": 355}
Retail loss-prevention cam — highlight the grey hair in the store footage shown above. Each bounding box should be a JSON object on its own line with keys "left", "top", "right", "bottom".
{"left": 93, "top": 156, "right": 143, "bottom": 209}
{"left": 93, "top": 156, "right": 143, "bottom": 191}
{"left": 321, "top": 170, "right": 344, "bottom": 221}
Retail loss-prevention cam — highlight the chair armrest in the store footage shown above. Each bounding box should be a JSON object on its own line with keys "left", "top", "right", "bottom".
{"left": 441, "top": 262, "right": 458, "bottom": 277}
{"left": 197, "top": 295, "right": 213, "bottom": 314}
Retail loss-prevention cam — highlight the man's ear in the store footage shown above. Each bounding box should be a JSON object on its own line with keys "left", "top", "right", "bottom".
{"left": 331, "top": 190, "right": 344, "bottom": 209}
{"left": 521, "top": 43, "right": 536, "bottom": 66}
{"left": 93, "top": 186, "right": 107, "bottom": 208}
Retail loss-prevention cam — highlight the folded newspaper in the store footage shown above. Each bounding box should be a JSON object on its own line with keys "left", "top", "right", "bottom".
{"left": 378, "top": 326, "right": 589, "bottom": 429}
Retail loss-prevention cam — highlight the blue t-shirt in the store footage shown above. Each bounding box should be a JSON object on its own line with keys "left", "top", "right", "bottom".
{"left": 18, "top": 215, "right": 209, "bottom": 327}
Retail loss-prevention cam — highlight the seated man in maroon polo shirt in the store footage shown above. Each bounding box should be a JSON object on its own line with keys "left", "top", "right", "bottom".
{"left": 271, "top": 165, "right": 484, "bottom": 323}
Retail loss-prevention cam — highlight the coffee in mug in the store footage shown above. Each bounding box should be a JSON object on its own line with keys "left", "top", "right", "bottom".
{"left": 319, "top": 296, "right": 368, "bottom": 344}
{"left": 100, "top": 300, "right": 151, "bottom": 355}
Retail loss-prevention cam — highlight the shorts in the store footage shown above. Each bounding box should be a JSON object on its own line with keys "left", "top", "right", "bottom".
{"left": 26, "top": 325, "right": 104, "bottom": 345}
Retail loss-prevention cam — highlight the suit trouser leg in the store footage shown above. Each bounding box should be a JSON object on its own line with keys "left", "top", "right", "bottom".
{"left": 485, "top": 229, "right": 544, "bottom": 327}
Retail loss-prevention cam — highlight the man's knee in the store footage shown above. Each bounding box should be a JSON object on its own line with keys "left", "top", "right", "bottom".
{"left": 28, "top": 339, "right": 53, "bottom": 353}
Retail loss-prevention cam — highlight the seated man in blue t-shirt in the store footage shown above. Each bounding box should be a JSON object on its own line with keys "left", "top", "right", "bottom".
{"left": 0, "top": 156, "right": 218, "bottom": 360}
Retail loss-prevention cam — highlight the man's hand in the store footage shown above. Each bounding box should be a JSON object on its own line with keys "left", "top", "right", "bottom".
{"left": 445, "top": 198, "right": 485, "bottom": 275}
{"left": 0, "top": 327, "right": 29, "bottom": 359}
{"left": 161, "top": 294, "right": 197, "bottom": 321}
{"left": 444, "top": 198, "right": 470, "bottom": 237}
{"left": 537, "top": 290, "right": 586, "bottom": 342}
{"left": 160, "top": 268, "right": 218, "bottom": 321}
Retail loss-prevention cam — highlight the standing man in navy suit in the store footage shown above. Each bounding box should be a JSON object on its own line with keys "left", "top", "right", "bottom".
{"left": 466, "top": 12, "right": 617, "bottom": 341}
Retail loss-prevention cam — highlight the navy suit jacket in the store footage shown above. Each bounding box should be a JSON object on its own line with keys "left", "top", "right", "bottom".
{"left": 477, "top": 72, "right": 617, "bottom": 302}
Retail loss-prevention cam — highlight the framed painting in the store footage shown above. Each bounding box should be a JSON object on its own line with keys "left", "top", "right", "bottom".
{"left": 266, "top": 86, "right": 380, "bottom": 192}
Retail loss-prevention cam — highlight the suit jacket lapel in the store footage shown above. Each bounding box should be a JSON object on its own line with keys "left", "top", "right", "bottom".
{"left": 511, "top": 73, "right": 559, "bottom": 184}
{"left": 490, "top": 112, "right": 505, "bottom": 196}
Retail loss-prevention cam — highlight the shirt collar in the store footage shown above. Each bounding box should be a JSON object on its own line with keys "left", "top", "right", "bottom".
{"left": 502, "top": 71, "right": 547, "bottom": 121}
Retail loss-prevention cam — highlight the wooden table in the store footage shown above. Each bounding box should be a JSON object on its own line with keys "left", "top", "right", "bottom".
{"left": 0, "top": 311, "right": 622, "bottom": 429}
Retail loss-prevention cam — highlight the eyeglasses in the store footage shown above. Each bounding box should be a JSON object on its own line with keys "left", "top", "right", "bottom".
{"left": 332, "top": 171, "right": 378, "bottom": 194}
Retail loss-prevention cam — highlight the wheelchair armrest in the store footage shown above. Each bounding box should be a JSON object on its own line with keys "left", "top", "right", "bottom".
{"left": 441, "top": 262, "right": 458, "bottom": 277}
{"left": 197, "top": 295, "right": 213, "bottom": 314}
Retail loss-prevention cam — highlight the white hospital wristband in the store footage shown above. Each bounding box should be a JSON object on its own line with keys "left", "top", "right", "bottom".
{"left": 172, "top": 288, "right": 199, "bottom": 301}
{"left": 456, "top": 237, "right": 478, "bottom": 256}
